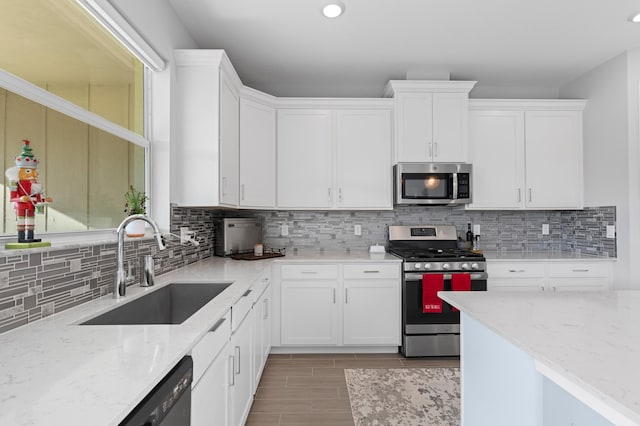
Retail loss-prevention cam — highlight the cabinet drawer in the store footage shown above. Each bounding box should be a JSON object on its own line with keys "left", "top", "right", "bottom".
{"left": 343, "top": 264, "right": 400, "bottom": 279}
{"left": 191, "top": 310, "right": 231, "bottom": 386}
{"left": 548, "top": 263, "right": 610, "bottom": 278}
{"left": 252, "top": 273, "right": 271, "bottom": 303}
{"left": 281, "top": 264, "right": 339, "bottom": 280}
{"left": 232, "top": 286, "right": 255, "bottom": 331}
{"left": 489, "top": 262, "right": 545, "bottom": 278}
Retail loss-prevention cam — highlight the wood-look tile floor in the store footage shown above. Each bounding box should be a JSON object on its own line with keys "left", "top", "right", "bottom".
{"left": 245, "top": 353, "right": 460, "bottom": 426}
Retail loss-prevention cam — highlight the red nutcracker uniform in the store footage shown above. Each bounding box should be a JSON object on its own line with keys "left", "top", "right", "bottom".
{"left": 8, "top": 140, "right": 51, "bottom": 243}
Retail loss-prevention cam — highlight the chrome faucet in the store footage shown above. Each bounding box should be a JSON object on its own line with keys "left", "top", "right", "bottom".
{"left": 114, "top": 214, "right": 166, "bottom": 299}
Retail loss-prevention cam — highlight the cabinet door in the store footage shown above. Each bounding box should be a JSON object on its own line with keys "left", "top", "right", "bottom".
{"left": 468, "top": 111, "right": 525, "bottom": 209}
{"left": 219, "top": 71, "right": 240, "bottom": 207}
{"left": 240, "top": 98, "right": 276, "bottom": 208}
{"left": 488, "top": 278, "right": 547, "bottom": 292}
{"left": 548, "top": 279, "right": 610, "bottom": 292}
{"left": 343, "top": 280, "right": 400, "bottom": 345}
{"left": 432, "top": 92, "right": 469, "bottom": 162}
{"left": 277, "top": 110, "right": 333, "bottom": 208}
{"left": 336, "top": 109, "right": 392, "bottom": 209}
{"left": 280, "top": 280, "right": 338, "bottom": 345}
{"left": 395, "top": 92, "right": 433, "bottom": 162}
{"left": 230, "top": 312, "right": 253, "bottom": 426}
{"left": 524, "top": 111, "right": 583, "bottom": 209}
{"left": 252, "top": 283, "right": 271, "bottom": 395}
{"left": 192, "top": 340, "right": 231, "bottom": 426}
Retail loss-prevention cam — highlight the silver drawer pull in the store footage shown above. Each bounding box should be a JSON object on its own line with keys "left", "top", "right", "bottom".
{"left": 242, "top": 289, "right": 252, "bottom": 297}
{"left": 229, "top": 356, "right": 235, "bottom": 386}
{"left": 209, "top": 317, "right": 226, "bottom": 332}
{"left": 572, "top": 269, "right": 590, "bottom": 272}
{"left": 301, "top": 271, "right": 318, "bottom": 274}
{"left": 508, "top": 269, "right": 526, "bottom": 273}
{"left": 235, "top": 346, "right": 241, "bottom": 374}
{"left": 363, "top": 270, "right": 380, "bottom": 273}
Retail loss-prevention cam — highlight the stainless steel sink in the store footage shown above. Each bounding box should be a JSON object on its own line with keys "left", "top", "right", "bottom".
{"left": 80, "top": 283, "right": 231, "bottom": 325}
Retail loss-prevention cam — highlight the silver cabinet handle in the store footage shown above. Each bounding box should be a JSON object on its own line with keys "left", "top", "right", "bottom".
{"left": 328, "top": 187, "right": 332, "bottom": 202}
{"left": 241, "top": 184, "right": 245, "bottom": 201}
{"left": 229, "top": 355, "right": 235, "bottom": 386}
{"left": 345, "top": 288, "right": 348, "bottom": 304}
{"left": 528, "top": 188, "right": 532, "bottom": 202}
{"left": 517, "top": 188, "right": 521, "bottom": 202}
{"left": 428, "top": 141, "right": 433, "bottom": 158}
{"left": 572, "top": 269, "right": 590, "bottom": 272}
{"left": 541, "top": 286, "right": 545, "bottom": 292}
{"left": 209, "top": 317, "right": 226, "bottom": 332}
{"left": 222, "top": 177, "right": 227, "bottom": 196}
{"left": 242, "top": 289, "right": 252, "bottom": 297}
{"left": 363, "top": 270, "right": 380, "bottom": 274}
{"left": 235, "top": 346, "right": 241, "bottom": 374}
{"left": 552, "top": 286, "right": 557, "bottom": 292}
{"left": 301, "top": 271, "right": 318, "bottom": 275}
{"left": 434, "top": 142, "right": 439, "bottom": 158}
{"left": 339, "top": 187, "right": 343, "bottom": 203}
{"left": 263, "top": 298, "right": 269, "bottom": 320}
{"left": 508, "top": 269, "right": 526, "bottom": 273}
{"left": 332, "top": 288, "right": 336, "bottom": 304}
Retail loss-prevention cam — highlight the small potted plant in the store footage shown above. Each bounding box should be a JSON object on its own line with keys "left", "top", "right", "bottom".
{"left": 123, "top": 185, "right": 148, "bottom": 237}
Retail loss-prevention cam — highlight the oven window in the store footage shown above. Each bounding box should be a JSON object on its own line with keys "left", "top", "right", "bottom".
{"left": 402, "top": 173, "right": 452, "bottom": 199}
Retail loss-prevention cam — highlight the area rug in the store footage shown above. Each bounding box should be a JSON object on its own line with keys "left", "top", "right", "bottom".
{"left": 344, "top": 368, "right": 460, "bottom": 426}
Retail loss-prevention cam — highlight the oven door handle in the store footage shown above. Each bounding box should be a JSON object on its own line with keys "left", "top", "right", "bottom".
{"left": 404, "top": 272, "right": 488, "bottom": 281}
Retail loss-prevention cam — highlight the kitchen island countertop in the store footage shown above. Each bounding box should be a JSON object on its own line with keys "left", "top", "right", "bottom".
{"left": 439, "top": 290, "right": 640, "bottom": 425}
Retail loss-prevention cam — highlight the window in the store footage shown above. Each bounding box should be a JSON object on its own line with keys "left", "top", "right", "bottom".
{"left": 0, "top": 0, "right": 153, "bottom": 235}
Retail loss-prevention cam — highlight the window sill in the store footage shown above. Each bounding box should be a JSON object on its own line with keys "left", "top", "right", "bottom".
{"left": 0, "top": 230, "right": 155, "bottom": 256}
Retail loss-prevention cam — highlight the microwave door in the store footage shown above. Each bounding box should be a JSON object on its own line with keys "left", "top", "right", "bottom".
{"left": 403, "top": 173, "right": 451, "bottom": 200}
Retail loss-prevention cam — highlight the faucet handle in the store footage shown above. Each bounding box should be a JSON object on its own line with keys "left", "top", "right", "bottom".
{"left": 125, "top": 261, "right": 136, "bottom": 285}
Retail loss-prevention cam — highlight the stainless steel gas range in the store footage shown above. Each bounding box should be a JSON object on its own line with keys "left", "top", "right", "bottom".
{"left": 388, "top": 225, "right": 487, "bottom": 357}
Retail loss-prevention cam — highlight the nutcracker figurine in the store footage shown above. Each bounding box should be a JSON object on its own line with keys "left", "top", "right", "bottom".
{"left": 5, "top": 139, "right": 52, "bottom": 248}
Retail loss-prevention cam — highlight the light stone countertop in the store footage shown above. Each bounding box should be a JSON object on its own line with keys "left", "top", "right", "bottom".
{"left": 0, "top": 256, "right": 274, "bottom": 426}
{"left": 482, "top": 251, "right": 616, "bottom": 261}
{"left": 0, "top": 251, "right": 400, "bottom": 426}
{"left": 439, "top": 290, "right": 640, "bottom": 425}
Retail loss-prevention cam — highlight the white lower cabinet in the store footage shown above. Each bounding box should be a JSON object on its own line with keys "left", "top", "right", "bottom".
{"left": 488, "top": 260, "right": 613, "bottom": 292}
{"left": 191, "top": 269, "right": 273, "bottom": 426}
{"left": 278, "top": 263, "right": 401, "bottom": 347}
{"left": 191, "top": 311, "right": 232, "bottom": 426}
{"left": 230, "top": 306, "right": 252, "bottom": 426}
{"left": 252, "top": 274, "right": 272, "bottom": 394}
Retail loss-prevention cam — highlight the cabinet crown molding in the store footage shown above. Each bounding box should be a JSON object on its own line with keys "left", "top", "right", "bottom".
{"left": 174, "top": 49, "right": 242, "bottom": 93}
{"left": 383, "top": 80, "right": 477, "bottom": 97}
{"left": 275, "top": 97, "right": 393, "bottom": 109}
{"left": 469, "top": 99, "right": 587, "bottom": 111}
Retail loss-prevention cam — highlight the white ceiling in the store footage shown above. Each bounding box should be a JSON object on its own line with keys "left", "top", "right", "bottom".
{"left": 168, "top": 0, "right": 640, "bottom": 98}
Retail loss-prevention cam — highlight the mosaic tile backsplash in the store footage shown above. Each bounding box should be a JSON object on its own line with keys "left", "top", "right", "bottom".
{"left": 249, "top": 206, "right": 617, "bottom": 257}
{"left": 0, "top": 206, "right": 215, "bottom": 334}
{"left": 0, "top": 205, "right": 616, "bottom": 334}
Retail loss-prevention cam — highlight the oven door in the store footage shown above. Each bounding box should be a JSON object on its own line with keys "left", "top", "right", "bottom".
{"left": 402, "top": 272, "right": 487, "bottom": 334}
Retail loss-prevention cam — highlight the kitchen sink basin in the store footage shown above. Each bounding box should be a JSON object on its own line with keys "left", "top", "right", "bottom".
{"left": 80, "top": 283, "right": 231, "bottom": 325}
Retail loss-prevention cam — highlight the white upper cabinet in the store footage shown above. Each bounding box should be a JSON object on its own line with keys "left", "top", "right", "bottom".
{"left": 336, "top": 109, "right": 392, "bottom": 209}
{"left": 276, "top": 99, "right": 393, "bottom": 210}
{"left": 384, "top": 80, "right": 476, "bottom": 163}
{"left": 467, "top": 100, "right": 586, "bottom": 210}
{"left": 277, "top": 109, "right": 334, "bottom": 208}
{"left": 173, "top": 49, "right": 242, "bottom": 207}
{"left": 239, "top": 89, "right": 277, "bottom": 208}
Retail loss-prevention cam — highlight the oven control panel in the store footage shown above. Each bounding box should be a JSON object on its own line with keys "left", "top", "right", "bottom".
{"left": 404, "top": 261, "right": 485, "bottom": 272}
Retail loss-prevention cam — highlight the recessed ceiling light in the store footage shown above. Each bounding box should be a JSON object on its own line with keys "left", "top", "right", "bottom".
{"left": 322, "top": 2, "right": 345, "bottom": 18}
{"left": 629, "top": 12, "right": 640, "bottom": 22}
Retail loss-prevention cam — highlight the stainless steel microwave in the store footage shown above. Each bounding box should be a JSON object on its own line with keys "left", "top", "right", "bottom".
{"left": 393, "top": 162, "right": 472, "bottom": 206}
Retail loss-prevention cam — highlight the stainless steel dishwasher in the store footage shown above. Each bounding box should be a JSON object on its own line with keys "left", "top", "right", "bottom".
{"left": 119, "top": 356, "right": 193, "bottom": 426}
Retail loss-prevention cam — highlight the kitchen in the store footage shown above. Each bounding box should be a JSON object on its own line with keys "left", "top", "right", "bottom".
{"left": 0, "top": 0, "right": 636, "bottom": 425}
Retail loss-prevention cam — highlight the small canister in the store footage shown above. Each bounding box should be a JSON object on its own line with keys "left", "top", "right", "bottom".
{"left": 254, "top": 243, "right": 264, "bottom": 257}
